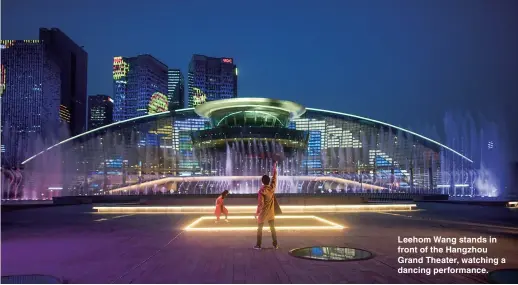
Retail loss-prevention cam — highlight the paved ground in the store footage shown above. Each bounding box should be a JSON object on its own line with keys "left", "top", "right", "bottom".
{"left": 2, "top": 203, "right": 518, "bottom": 283}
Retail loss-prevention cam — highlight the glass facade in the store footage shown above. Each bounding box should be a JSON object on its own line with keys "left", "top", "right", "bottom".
{"left": 1, "top": 40, "right": 61, "bottom": 167}
{"left": 167, "top": 69, "right": 184, "bottom": 110}
{"left": 88, "top": 95, "right": 113, "bottom": 130}
{"left": 15, "top": 105, "right": 477, "bottom": 198}
{"left": 188, "top": 55, "right": 237, "bottom": 107}
{"left": 39, "top": 28, "right": 88, "bottom": 136}
{"left": 112, "top": 55, "right": 168, "bottom": 121}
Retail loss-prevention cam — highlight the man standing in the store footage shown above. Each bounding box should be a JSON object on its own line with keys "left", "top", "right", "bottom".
{"left": 254, "top": 160, "right": 278, "bottom": 250}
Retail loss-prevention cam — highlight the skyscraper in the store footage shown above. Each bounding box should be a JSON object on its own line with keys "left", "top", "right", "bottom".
{"left": 188, "top": 54, "right": 238, "bottom": 107}
{"left": 112, "top": 54, "right": 168, "bottom": 121}
{"left": 88, "top": 95, "right": 114, "bottom": 130}
{"left": 1, "top": 40, "right": 61, "bottom": 167}
{"left": 39, "top": 28, "right": 88, "bottom": 136}
{"left": 167, "top": 69, "right": 184, "bottom": 110}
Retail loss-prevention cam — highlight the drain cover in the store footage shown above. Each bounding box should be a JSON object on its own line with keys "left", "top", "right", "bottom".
{"left": 1, "top": 275, "right": 61, "bottom": 284}
{"left": 289, "top": 246, "right": 373, "bottom": 261}
{"left": 488, "top": 269, "right": 518, "bottom": 284}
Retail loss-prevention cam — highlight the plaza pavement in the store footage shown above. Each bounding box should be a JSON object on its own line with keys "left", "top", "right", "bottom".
{"left": 1, "top": 203, "right": 518, "bottom": 283}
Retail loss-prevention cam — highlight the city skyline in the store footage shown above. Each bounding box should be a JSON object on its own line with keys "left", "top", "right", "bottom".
{"left": 2, "top": 3, "right": 518, "bottom": 283}
{"left": 2, "top": 0, "right": 517, "bottom": 162}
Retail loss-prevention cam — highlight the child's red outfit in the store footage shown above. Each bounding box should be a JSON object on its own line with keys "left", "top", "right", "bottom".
{"left": 214, "top": 195, "right": 228, "bottom": 221}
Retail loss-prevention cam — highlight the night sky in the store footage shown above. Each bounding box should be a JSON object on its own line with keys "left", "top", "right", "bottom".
{"left": 2, "top": 0, "right": 517, "bottom": 161}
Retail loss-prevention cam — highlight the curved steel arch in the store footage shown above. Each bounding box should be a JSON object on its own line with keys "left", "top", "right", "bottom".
{"left": 21, "top": 108, "right": 199, "bottom": 165}
{"left": 306, "top": 108, "right": 472, "bottom": 163}
{"left": 21, "top": 111, "right": 173, "bottom": 165}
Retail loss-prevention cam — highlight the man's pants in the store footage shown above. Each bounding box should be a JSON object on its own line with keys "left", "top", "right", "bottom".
{"left": 256, "top": 220, "right": 278, "bottom": 247}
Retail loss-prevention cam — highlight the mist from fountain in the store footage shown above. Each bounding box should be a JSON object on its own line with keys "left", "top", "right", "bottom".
{"left": 14, "top": 108, "right": 508, "bottom": 199}
{"left": 411, "top": 111, "right": 509, "bottom": 198}
{"left": 5, "top": 121, "right": 71, "bottom": 200}
{"left": 442, "top": 112, "right": 506, "bottom": 197}
{"left": 225, "top": 142, "right": 232, "bottom": 176}
{"left": 192, "top": 139, "right": 305, "bottom": 194}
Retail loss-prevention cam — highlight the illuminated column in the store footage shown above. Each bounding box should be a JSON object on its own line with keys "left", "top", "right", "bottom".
{"left": 410, "top": 165, "right": 414, "bottom": 192}
{"left": 83, "top": 145, "right": 88, "bottom": 195}
{"left": 428, "top": 167, "right": 433, "bottom": 193}
{"left": 122, "top": 161, "right": 127, "bottom": 185}
{"left": 102, "top": 137, "right": 108, "bottom": 193}
{"left": 390, "top": 165, "right": 395, "bottom": 189}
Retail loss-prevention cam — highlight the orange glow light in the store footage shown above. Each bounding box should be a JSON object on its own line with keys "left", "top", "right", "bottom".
{"left": 93, "top": 203, "right": 417, "bottom": 214}
{"left": 184, "top": 215, "right": 345, "bottom": 231}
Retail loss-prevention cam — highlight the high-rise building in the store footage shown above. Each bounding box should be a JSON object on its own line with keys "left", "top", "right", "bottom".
{"left": 167, "top": 69, "right": 184, "bottom": 110}
{"left": 112, "top": 55, "right": 168, "bottom": 121}
{"left": 188, "top": 54, "right": 237, "bottom": 107}
{"left": 1, "top": 40, "right": 61, "bottom": 167}
{"left": 88, "top": 95, "right": 114, "bottom": 130}
{"left": 39, "top": 28, "right": 88, "bottom": 136}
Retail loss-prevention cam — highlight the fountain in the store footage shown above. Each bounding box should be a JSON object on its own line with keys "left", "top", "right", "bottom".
{"left": 13, "top": 97, "right": 510, "bottom": 200}
{"left": 1, "top": 120, "right": 71, "bottom": 200}
{"left": 417, "top": 111, "right": 508, "bottom": 198}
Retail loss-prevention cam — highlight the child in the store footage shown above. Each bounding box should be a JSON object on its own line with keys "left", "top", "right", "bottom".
{"left": 215, "top": 190, "right": 230, "bottom": 223}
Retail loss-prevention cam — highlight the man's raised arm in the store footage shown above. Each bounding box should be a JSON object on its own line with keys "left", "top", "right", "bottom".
{"left": 270, "top": 161, "right": 278, "bottom": 193}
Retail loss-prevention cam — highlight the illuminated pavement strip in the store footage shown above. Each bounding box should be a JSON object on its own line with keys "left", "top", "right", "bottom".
{"left": 93, "top": 214, "right": 134, "bottom": 222}
{"left": 376, "top": 212, "right": 414, "bottom": 218}
{"left": 92, "top": 203, "right": 417, "bottom": 214}
{"left": 184, "top": 215, "right": 346, "bottom": 231}
{"left": 376, "top": 212, "right": 518, "bottom": 231}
